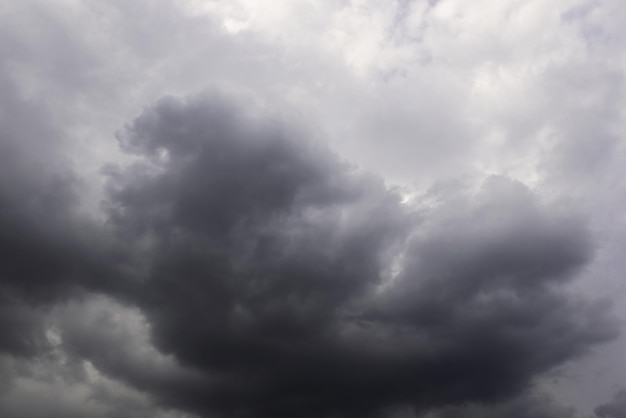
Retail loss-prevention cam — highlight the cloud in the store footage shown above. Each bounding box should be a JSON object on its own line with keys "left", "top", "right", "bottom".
{"left": 595, "top": 390, "right": 626, "bottom": 418}
{"left": 421, "top": 391, "right": 581, "bottom": 418}
{"left": 0, "top": 53, "right": 100, "bottom": 361}
{"left": 0, "top": 303, "right": 50, "bottom": 358}
{"left": 1, "top": 1, "right": 625, "bottom": 417}
{"left": 94, "top": 93, "right": 616, "bottom": 417}
{"left": 54, "top": 295, "right": 209, "bottom": 416}
{"left": 0, "top": 349, "right": 195, "bottom": 418}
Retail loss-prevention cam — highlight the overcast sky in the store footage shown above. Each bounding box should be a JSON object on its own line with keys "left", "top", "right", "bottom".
{"left": 1, "top": 1, "right": 626, "bottom": 417}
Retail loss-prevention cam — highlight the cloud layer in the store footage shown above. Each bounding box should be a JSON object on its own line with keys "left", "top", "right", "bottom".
{"left": 1, "top": 1, "right": 626, "bottom": 417}
{"left": 2, "top": 90, "right": 617, "bottom": 417}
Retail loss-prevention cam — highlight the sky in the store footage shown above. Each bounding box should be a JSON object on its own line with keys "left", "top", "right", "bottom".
{"left": 0, "top": 0, "right": 626, "bottom": 417}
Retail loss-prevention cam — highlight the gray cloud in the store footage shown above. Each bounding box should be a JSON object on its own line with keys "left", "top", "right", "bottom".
{"left": 0, "top": 348, "right": 195, "bottom": 418}
{"left": 93, "top": 93, "right": 617, "bottom": 417}
{"left": 0, "top": 303, "right": 50, "bottom": 357}
{"left": 422, "top": 391, "right": 582, "bottom": 418}
{"left": 595, "top": 390, "right": 626, "bottom": 418}
{"left": 0, "top": 59, "right": 90, "bottom": 358}
{"left": 1, "top": 1, "right": 625, "bottom": 417}
{"left": 0, "top": 7, "right": 128, "bottom": 365}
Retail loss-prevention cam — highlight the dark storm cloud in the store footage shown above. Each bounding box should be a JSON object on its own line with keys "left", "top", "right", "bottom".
{"left": 0, "top": 63, "right": 151, "bottom": 416}
{"left": 362, "top": 177, "right": 615, "bottom": 407}
{"left": 0, "top": 55, "right": 123, "bottom": 360}
{"left": 1, "top": 2, "right": 624, "bottom": 417}
{"left": 0, "top": 75, "right": 79, "bottom": 356}
{"left": 0, "top": 303, "right": 49, "bottom": 357}
{"left": 101, "top": 92, "right": 409, "bottom": 416}
{"left": 94, "top": 92, "right": 618, "bottom": 418}
{"left": 0, "top": 145, "right": 99, "bottom": 303}
{"left": 55, "top": 297, "right": 210, "bottom": 416}
{"left": 0, "top": 76, "right": 620, "bottom": 417}
{"left": 595, "top": 390, "right": 626, "bottom": 418}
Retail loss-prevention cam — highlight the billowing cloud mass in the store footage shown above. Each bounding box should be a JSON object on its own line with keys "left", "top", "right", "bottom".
{"left": 1, "top": 0, "right": 626, "bottom": 417}
{"left": 0, "top": 90, "right": 618, "bottom": 417}
{"left": 95, "top": 94, "right": 614, "bottom": 418}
